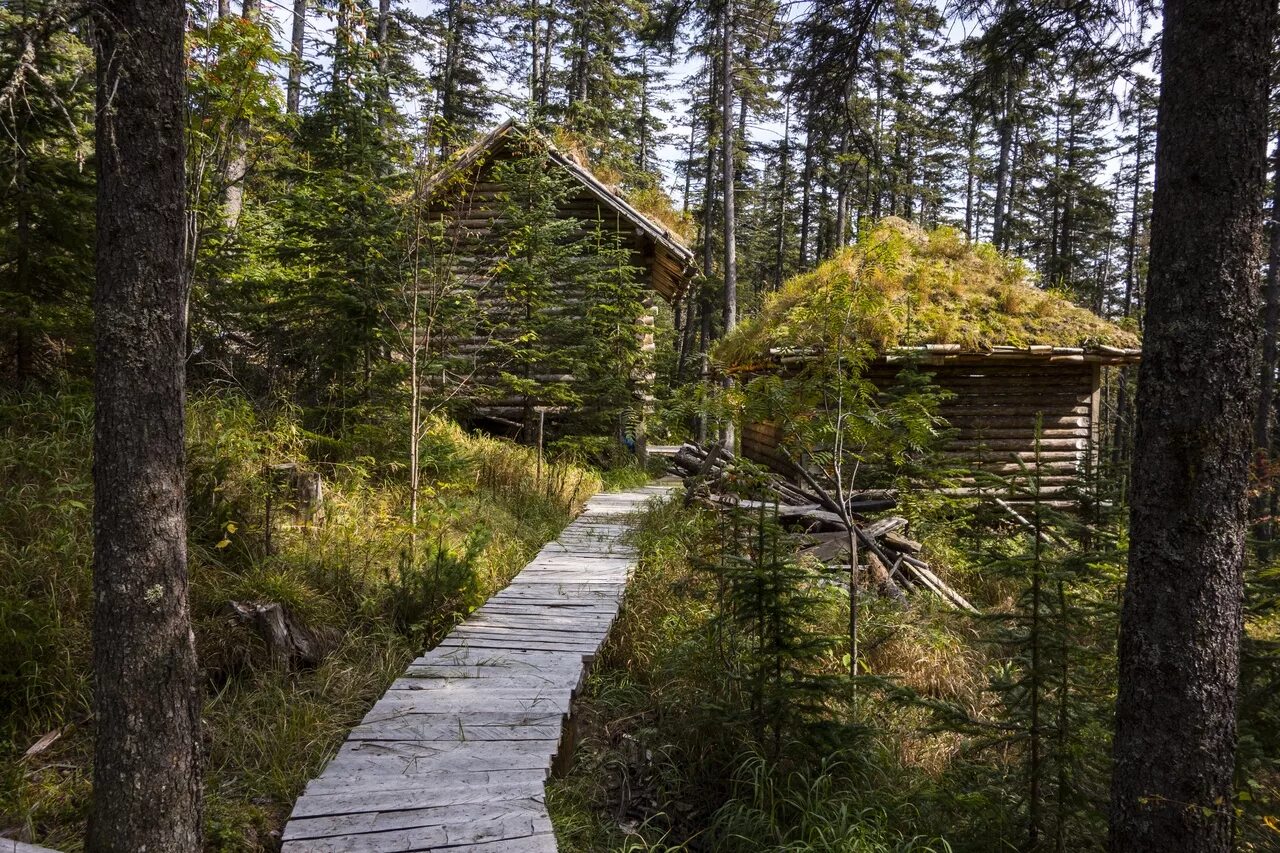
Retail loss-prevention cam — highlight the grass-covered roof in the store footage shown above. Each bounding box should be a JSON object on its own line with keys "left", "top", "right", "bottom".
{"left": 717, "top": 218, "right": 1141, "bottom": 372}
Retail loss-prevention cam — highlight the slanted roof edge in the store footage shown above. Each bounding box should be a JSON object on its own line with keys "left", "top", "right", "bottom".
{"left": 421, "top": 121, "right": 697, "bottom": 292}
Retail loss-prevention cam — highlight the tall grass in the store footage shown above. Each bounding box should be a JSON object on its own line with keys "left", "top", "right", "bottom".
{"left": 547, "top": 498, "right": 958, "bottom": 852}
{"left": 0, "top": 389, "right": 604, "bottom": 850}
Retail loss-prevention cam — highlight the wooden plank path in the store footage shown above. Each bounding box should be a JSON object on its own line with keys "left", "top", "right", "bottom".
{"left": 282, "top": 482, "right": 674, "bottom": 852}
{"left": 1, "top": 839, "right": 62, "bottom": 853}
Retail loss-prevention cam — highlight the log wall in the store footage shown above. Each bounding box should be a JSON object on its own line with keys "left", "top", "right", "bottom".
{"left": 425, "top": 136, "right": 668, "bottom": 439}
{"left": 741, "top": 359, "right": 1102, "bottom": 495}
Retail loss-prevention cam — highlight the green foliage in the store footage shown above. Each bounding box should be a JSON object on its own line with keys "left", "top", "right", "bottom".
{"left": 708, "top": 751, "right": 953, "bottom": 853}
{"left": 703, "top": 465, "right": 847, "bottom": 757}
{"left": 0, "top": 2, "right": 95, "bottom": 382}
{"left": 476, "top": 140, "right": 648, "bottom": 443}
{"left": 717, "top": 218, "right": 1141, "bottom": 373}
{"left": 0, "top": 390, "right": 604, "bottom": 847}
{"left": 547, "top": 497, "right": 953, "bottom": 852}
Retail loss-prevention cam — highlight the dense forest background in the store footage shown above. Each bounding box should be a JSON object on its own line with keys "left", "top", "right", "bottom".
{"left": 2, "top": 0, "right": 1161, "bottom": 406}
{"left": 3, "top": 0, "right": 1280, "bottom": 851}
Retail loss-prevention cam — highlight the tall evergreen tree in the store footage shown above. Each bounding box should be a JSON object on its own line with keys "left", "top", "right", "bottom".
{"left": 0, "top": 0, "right": 94, "bottom": 383}
{"left": 87, "top": 0, "right": 203, "bottom": 847}
{"left": 1110, "top": 1, "right": 1275, "bottom": 850}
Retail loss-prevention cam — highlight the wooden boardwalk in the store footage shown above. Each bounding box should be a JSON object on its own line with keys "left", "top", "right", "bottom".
{"left": 282, "top": 482, "right": 673, "bottom": 852}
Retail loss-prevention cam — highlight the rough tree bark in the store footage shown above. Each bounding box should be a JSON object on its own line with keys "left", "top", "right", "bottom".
{"left": 1109, "top": 1, "right": 1274, "bottom": 850}
{"left": 991, "top": 81, "right": 1014, "bottom": 250}
{"left": 87, "top": 0, "right": 202, "bottom": 850}
{"left": 799, "top": 128, "right": 813, "bottom": 267}
{"left": 774, "top": 98, "right": 790, "bottom": 290}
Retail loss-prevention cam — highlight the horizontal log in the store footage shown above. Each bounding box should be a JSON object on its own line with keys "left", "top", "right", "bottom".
{"left": 938, "top": 405, "right": 1091, "bottom": 418}
{"left": 948, "top": 448, "right": 1083, "bottom": 460}
{"left": 943, "top": 437, "right": 1086, "bottom": 451}
{"left": 940, "top": 396, "right": 1092, "bottom": 409}
{"left": 880, "top": 531, "right": 922, "bottom": 554}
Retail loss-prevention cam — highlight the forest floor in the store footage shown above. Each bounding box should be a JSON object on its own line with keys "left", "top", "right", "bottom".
{"left": 3, "top": 390, "right": 1278, "bottom": 851}
{"left": 0, "top": 387, "right": 652, "bottom": 851}
{"left": 543, "top": 493, "right": 1280, "bottom": 852}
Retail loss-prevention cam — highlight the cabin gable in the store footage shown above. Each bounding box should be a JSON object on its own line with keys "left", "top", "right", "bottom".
{"left": 420, "top": 122, "right": 694, "bottom": 440}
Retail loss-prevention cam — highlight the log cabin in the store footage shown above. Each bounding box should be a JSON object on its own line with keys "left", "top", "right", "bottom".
{"left": 718, "top": 219, "right": 1141, "bottom": 496}
{"left": 420, "top": 120, "right": 696, "bottom": 450}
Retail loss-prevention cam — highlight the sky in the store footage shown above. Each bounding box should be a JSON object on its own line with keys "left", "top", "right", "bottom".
{"left": 253, "top": 0, "right": 1156, "bottom": 225}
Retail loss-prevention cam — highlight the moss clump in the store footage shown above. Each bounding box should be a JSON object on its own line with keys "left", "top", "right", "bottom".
{"left": 716, "top": 217, "right": 1140, "bottom": 371}
{"left": 546, "top": 126, "right": 694, "bottom": 244}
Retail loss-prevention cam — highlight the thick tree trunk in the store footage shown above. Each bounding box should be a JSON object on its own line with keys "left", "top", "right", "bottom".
{"left": 1005, "top": 126, "right": 1022, "bottom": 252}
{"left": 991, "top": 83, "right": 1014, "bottom": 249}
{"left": 1109, "top": 1, "right": 1274, "bottom": 850}
{"left": 675, "top": 124, "right": 698, "bottom": 380}
{"left": 539, "top": 6, "right": 554, "bottom": 109}
{"left": 1111, "top": 113, "right": 1149, "bottom": 478}
{"left": 799, "top": 128, "right": 814, "bottom": 268}
{"left": 698, "top": 90, "right": 716, "bottom": 444}
{"left": 376, "top": 0, "right": 391, "bottom": 75}
{"left": 834, "top": 128, "right": 849, "bottom": 249}
{"left": 332, "top": 0, "right": 350, "bottom": 93}
{"left": 774, "top": 98, "right": 790, "bottom": 290}
{"left": 88, "top": 1, "right": 202, "bottom": 850}
{"left": 638, "top": 50, "right": 649, "bottom": 170}
{"left": 528, "top": 0, "right": 538, "bottom": 103}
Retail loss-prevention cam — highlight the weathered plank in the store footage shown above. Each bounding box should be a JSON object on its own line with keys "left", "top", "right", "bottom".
{"left": 283, "top": 482, "right": 674, "bottom": 851}
{"left": 0, "top": 839, "right": 63, "bottom": 853}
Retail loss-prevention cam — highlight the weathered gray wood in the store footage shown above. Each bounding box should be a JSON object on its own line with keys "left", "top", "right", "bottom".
{"left": 350, "top": 719, "right": 564, "bottom": 743}
{"left": 281, "top": 811, "right": 553, "bottom": 852}
{"left": 303, "top": 768, "right": 548, "bottom": 797}
{"left": 0, "top": 839, "right": 63, "bottom": 853}
{"left": 285, "top": 797, "right": 546, "bottom": 841}
{"left": 290, "top": 781, "right": 545, "bottom": 818}
{"left": 284, "top": 483, "right": 674, "bottom": 851}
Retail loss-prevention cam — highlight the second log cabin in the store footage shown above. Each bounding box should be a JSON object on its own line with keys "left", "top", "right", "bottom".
{"left": 420, "top": 120, "right": 696, "bottom": 450}
{"left": 718, "top": 218, "right": 1141, "bottom": 496}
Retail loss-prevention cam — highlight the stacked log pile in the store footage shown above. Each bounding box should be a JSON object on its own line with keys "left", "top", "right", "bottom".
{"left": 670, "top": 442, "right": 978, "bottom": 613}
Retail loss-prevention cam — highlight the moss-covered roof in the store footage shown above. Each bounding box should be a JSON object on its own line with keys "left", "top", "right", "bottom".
{"left": 716, "top": 218, "right": 1141, "bottom": 371}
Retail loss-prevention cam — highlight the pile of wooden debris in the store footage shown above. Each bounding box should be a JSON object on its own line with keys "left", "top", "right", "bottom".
{"left": 669, "top": 442, "right": 977, "bottom": 613}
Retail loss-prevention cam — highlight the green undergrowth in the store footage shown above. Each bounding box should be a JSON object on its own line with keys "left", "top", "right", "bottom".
{"left": 716, "top": 218, "right": 1140, "bottom": 372}
{"left": 0, "top": 388, "right": 611, "bottom": 850}
{"left": 545, "top": 483, "right": 1196, "bottom": 851}
{"left": 546, "top": 497, "right": 963, "bottom": 852}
